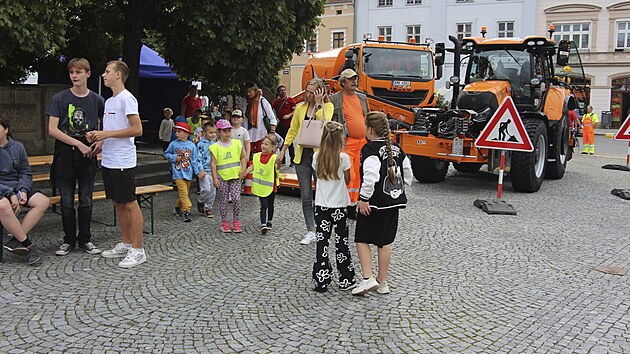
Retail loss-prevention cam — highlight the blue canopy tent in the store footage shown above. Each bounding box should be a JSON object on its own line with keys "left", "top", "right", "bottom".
{"left": 137, "top": 45, "right": 190, "bottom": 144}
{"left": 140, "top": 45, "right": 178, "bottom": 79}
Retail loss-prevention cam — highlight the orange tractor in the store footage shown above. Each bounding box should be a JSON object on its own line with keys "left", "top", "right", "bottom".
{"left": 401, "top": 31, "right": 589, "bottom": 192}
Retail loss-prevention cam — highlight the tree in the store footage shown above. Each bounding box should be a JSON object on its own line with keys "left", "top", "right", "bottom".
{"left": 0, "top": 0, "right": 81, "bottom": 82}
{"left": 156, "top": 0, "right": 325, "bottom": 93}
{"left": 34, "top": 0, "right": 124, "bottom": 84}
{"left": 4, "top": 0, "right": 324, "bottom": 97}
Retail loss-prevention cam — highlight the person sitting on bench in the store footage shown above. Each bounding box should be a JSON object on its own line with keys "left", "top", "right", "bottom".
{"left": 0, "top": 115, "right": 50, "bottom": 265}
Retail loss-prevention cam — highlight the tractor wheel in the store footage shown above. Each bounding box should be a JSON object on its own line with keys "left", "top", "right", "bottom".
{"left": 410, "top": 156, "right": 449, "bottom": 183}
{"left": 453, "top": 162, "right": 483, "bottom": 173}
{"left": 511, "top": 119, "right": 547, "bottom": 192}
{"left": 545, "top": 116, "right": 569, "bottom": 179}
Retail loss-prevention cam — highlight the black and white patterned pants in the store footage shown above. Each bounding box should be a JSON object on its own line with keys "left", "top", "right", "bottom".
{"left": 312, "top": 206, "right": 356, "bottom": 290}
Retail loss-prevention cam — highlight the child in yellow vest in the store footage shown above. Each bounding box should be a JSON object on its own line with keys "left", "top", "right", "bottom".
{"left": 246, "top": 134, "right": 280, "bottom": 234}
{"left": 210, "top": 120, "right": 247, "bottom": 233}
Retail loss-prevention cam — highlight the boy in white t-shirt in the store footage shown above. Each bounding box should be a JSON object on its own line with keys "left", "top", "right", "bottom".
{"left": 230, "top": 109, "right": 251, "bottom": 159}
{"left": 87, "top": 60, "right": 145, "bottom": 269}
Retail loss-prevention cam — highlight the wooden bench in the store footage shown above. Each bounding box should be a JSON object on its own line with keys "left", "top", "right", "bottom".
{"left": 47, "top": 184, "right": 174, "bottom": 235}
{"left": 32, "top": 174, "right": 50, "bottom": 183}
{"left": 28, "top": 154, "right": 101, "bottom": 167}
{"left": 0, "top": 184, "right": 173, "bottom": 262}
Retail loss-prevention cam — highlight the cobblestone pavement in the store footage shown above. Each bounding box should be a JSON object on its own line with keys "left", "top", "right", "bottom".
{"left": 0, "top": 152, "right": 628, "bottom": 353}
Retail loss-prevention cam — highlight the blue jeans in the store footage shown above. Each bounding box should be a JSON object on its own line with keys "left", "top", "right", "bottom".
{"left": 56, "top": 156, "right": 96, "bottom": 246}
{"left": 295, "top": 148, "right": 316, "bottom": 232}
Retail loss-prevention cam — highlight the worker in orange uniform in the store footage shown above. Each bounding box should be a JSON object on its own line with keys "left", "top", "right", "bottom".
{"left": 581, "top": 105, "right": 599, "bottom": 155}
{"left": 331, "top": 69, "right": 369, "bottom": 219}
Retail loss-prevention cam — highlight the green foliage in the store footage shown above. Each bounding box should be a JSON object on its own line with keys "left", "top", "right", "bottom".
{"left": 155, "top": 0, "right": 325, "bottom": 93}
{"left": 0, "top": 0, "right": 81, "bottom": 82}
{"left": 34, "top": 0, "right": 124, "bottom": 81}
{"left": 435, "top": 92, "right": 450, "bottom": 109}
{"left": 2, "top": 0, "right": 324, "bottom": 95}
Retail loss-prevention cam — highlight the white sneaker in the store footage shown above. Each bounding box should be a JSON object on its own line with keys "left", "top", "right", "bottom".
{"left": 118, "top": 248, "right": 146, "bottom": 269}
{"left": 101, "top": 242, "right": 131, "bottom": 259}
{"left": 376, "top": 280, "right": 391, "bottom": 294}
{"left": 300, "top": 231, "right": 316, "bottom": 245}
{"left": 351, "top": 276, "right": 379, "bottom": 295}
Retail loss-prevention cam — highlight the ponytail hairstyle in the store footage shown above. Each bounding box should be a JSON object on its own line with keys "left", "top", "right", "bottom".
{"left": 316, "top": 121, "right": 344, "bottom": 180}
{"left": 365, "top": 111, "right": 397, "bottom": 183}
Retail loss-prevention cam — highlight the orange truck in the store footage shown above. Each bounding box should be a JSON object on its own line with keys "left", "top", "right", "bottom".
{"left": 280, "top": 36, "right": 440, "bottom": 190}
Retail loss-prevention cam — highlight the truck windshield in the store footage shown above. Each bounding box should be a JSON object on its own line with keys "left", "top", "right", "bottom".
{"left": 362, "top": 47, "right": 434, "bottom": 80}
{"left": 468, "top": 49, "right": 530, "bottom": 84}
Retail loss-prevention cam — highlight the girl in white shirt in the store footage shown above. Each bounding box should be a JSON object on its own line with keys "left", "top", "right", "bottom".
{"left": 311, "top": 121, "right": 356, "bottom": 292}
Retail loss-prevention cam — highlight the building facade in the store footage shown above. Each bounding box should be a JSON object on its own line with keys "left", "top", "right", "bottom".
{"left": 537, "top": 0, "right": 630, "bottom": 128}
{"left": 278, "top": 0, "right": 354, "bottom": 96}
{"left": 354, "top": 0, "right": 537, "bottom": 91}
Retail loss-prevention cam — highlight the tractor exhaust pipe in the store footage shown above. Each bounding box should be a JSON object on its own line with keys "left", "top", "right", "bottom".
{"left": 448, "top": 35, "right": 461, "bottom": 109}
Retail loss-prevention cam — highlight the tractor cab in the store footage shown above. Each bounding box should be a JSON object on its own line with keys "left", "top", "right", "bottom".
{"left": 459, "top": 36, "right": 558, "bottom": 113}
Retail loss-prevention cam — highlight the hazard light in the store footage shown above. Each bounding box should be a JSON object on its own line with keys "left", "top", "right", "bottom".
{"left": 363, "top": 33, "right": 373, "bottom": 40}
{"left": 409, "top": 37, "right": 416, "bottom": 44}
{"left": 378, "top": 35, "right": 385, "bottom": 41}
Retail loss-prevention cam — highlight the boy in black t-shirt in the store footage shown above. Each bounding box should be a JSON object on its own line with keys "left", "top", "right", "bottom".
{"left": 46, "top": 58, "right": 104, "bottom": 257}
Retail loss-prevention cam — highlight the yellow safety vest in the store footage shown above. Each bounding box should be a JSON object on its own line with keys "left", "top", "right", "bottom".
{"left": 187, "top": 117, "right": 203, "bottom": 137}
{"left": 210, "top": 139, "right": 242, "bottom": 180}
{"left": 251, "top": 153, "right": 277, "bottom": 197}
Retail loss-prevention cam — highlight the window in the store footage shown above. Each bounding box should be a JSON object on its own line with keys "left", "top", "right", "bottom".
{"left": 617, "top": 21, "right": 630, "bottom": 50}
{"left": 456, "top": 0, "right": 473, "bottom": 2}
{"left": 336, "top": 10, "right": 342, "bottom": 15}
{"left": 332, "top": 31, "right": 345, "bottom": 49}
{"left": 378, "top": 0, "right": 393, "bottom": 6}
{"left": 406, "top": 0, "right": 422, "bottom": 4}
{"left": 457, "top": 22, "right": 472, "bottom": 41}
{"left": 406, "top": 25, "right": 421, "bottom": 43}
{"left": 497, "top": 21, "right": 514, "bottom": 38}
{"left": 304, "top": 30, "right": 318, "bottom": 53}
{"left": 378, "top": 26, "right": 392, "bottom": 41}
{"left": 553, "top": 23, "right": 590, "bottom": 50}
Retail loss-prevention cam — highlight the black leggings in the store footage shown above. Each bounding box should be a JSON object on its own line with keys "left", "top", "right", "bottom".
{"left": 259, "top": 192, "right": 276, "bottom": 225}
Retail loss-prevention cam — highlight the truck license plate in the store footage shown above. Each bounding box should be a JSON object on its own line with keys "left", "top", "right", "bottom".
{"left": 452, "top": 137, "right": 464, "bottom": 156}
{"left": 392, "top": 80, "right": 410, "bottom": 87}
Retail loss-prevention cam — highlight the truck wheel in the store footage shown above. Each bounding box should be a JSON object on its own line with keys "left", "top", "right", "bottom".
{"left": 545, "top": 116, "right": 569, "bottom": 179}
{"left": 410, "top": 156, "right": 449, "bottom": 183}
{"left": 510, "top": 119, "right": 547, "bottom": 192}
{"left": 453, "top": 162, "right": 483, "bottom": 173}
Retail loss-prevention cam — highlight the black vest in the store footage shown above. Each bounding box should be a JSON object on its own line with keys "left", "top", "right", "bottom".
{"left": 360, "top": 140, "right": 407, "bottom": 210}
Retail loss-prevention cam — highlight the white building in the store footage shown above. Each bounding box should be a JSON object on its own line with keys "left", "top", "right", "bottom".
{"left": 537, "top": 1, "right": 630, "bottom": 128}
{"left": 354, "top": 0, "right": 538, "bottom": 96}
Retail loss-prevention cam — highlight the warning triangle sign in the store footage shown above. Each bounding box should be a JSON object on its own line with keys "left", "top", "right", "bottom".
{"left": 474, "top": 96, "right": 534, "bottom": 152}
{"left": 614, "top": 115, "right": 630, "bottom": 140}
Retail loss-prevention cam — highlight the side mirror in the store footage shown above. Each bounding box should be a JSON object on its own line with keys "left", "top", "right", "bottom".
{"left": 436, "top": 65, "right": 443, "bottom": 80}
{"left": 556, "top": 40, "right": 570, "bottom": 66}
{"left": 445, "top": 80, "right": 451, "bottom": 89}
{"left": 345, "top": 50, "right": 354, "bottom": 59}
{"left": 435, "top": 42, "right": 445, "bottom": 66}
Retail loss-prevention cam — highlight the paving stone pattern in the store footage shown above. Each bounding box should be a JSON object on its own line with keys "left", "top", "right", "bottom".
{"left": 0, "top": 153, "right": 628, "bottom": 352}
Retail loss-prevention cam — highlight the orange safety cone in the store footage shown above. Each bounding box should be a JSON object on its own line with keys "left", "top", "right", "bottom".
{"left": 242, "top": 161, "right": 253, "bottom": 195}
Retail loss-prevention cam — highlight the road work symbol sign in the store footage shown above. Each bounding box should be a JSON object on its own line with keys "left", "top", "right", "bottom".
{"left": 474, "top": 96, "right": 533, "bottom": 152}
{"left": 614, "top": 115, "right": 630, "bottom": 140}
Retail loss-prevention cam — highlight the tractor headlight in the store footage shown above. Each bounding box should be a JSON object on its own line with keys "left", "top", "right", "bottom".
{"left": 472, "top": 107, "right": 493, "bottom": 123}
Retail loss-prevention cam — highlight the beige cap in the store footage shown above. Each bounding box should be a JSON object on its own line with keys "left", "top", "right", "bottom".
{"left": 231, "top": 109, "right": 243, "bottom": 117}
{"left": 339, "top": 68, "right": 359, "bottom": 80}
